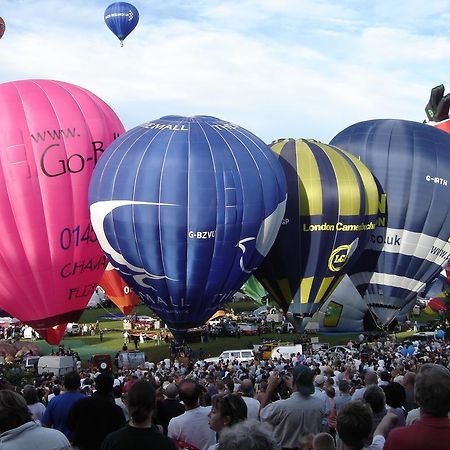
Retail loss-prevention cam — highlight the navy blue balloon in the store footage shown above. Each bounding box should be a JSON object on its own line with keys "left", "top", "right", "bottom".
{"left": 89, "top": 116, "right": 286, "bottom": 338}
{"left": 331, "top": 120, "right": 450, "bottom": 326}
{"left": 104, "top": 2, "right": 139, "bottom": 45}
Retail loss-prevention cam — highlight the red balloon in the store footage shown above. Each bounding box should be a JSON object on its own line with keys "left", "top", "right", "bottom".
{"left": 98, "top": 263, "right": 140, "bottom": 316}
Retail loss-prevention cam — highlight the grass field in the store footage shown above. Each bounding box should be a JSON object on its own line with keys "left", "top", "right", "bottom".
{"left": 32, "top": 301, "right": 440, "bottom": 367}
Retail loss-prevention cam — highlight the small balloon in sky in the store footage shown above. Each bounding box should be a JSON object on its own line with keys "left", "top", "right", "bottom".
{"left": 0, "top": 17, "right": 5, "bottom": 40}
{"left": 104, "top": 2, "right": 139, "bottom": 46}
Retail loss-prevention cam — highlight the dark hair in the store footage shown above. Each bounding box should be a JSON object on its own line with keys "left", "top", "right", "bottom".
{"left": 382, "top": 382, "right": 406, "bottom": 408}
{"left": 363, "top": 385, "right": 385, "bottom": 414}
{"left": 338, "top": 379, "right": 350, "bottom": 393}
{"left": 415, "top": 363, "right": 450, "bottom": 417}
{"left": 22, "top": 385, "right": 39, "bottom": 405}
{"left": 95, "top": 372, "right": 114, "bottom": 395}
{"left": 63, "top": 371, "right": 81, "bottom": 391}
{"left": 179, "top": 379, "right": 202, "bottom": 408}
{"left": 336, "top": 401, "right": 372, "bottom": 449}
{"left": 211, "top": 394, "right": 247, "bottom": 426}
{"left": 128, "top": 380, "right": 156, "bottom": 424}
{"left": 0, "top": 390, "right": 32, "bottom": 433}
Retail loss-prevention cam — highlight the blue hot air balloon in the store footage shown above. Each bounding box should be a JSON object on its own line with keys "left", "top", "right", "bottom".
{"left": 104, "top": 2, "right": 139, "bottom": 46}
{"left": 89, "top": 116, "right": 286, "bottom": 339}
{"left": 255, "top": 139, "right": 380, "bottom": 332}
{"left": 331, "top": 119, "right": 450, "bottom": 327}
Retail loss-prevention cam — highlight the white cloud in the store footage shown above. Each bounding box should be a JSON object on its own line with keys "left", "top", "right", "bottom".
{"left": 0, "top": 0, "right": 449, "bottom": 142}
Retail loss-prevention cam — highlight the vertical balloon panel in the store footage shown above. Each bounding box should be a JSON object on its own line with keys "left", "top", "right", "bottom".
{"left": 0, "top": 80, "right": 124, "bottom": 343}
{"left": 89, "top": 116, "right": 286, "bottom": 338}
{"left": 255, "top": 139, "right": 379, "bottom": 331}
{"left": 331, "top": 119, "right": 450, "bottom": 325}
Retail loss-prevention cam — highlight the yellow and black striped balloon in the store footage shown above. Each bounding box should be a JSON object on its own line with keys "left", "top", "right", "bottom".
{"left": 255, "top": 138, "right": 379, "bottom": 322}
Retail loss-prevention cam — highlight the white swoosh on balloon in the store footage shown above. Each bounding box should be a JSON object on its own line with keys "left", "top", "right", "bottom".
{"left": 90, "top": 200, "right": 180, "bottom": 284}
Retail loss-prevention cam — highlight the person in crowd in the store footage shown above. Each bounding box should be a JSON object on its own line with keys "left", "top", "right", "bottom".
{"left": 362, "top": 386, "right": 387, "bottom": 442}
{"left": 312, "top": 432, "right": 336, "bottom": 450}
{"left": 237, "top": 378, "right": 260, "bottom": 420}
{"left": 208, "top": 393, "right": 247, "bottom": 449}
{"left": 298, "top": 433, "right": 314, "bottom": 450}
{"left": 155, "top": 382, "right": 185, "bottom": 435}
{"left": 325, "top": 387, "right": 337, "bottom": 438}
{"left": 42, "top": 370, "right": 85, "bottom": 440}
{"left": 217, "top": 419, "right": 280, "bottom": 450}
{"left": 383, "top": 363, "right": 450, "bottom": 449}
{"left": 351, "top": 372, "right": 378, "bottom": 401}
{"left": 0, "top": 389, "right": 70, "bottom": 449}
{"left": 168, "top": 378, "right": 216, "bottom": 450}
{"left": 260, "top": 365, "right": 324, "bottom": 450}
{"left": 113, "top": 385, "right": 129, "bottom": 421}
{"left": 402, "top": 371, "right": 418, "bottom": 412}
{"left": 335, "top": 380, "right": 352, "bottom": 414}
{"left": 100, "top": 379, "right": 177, "bottom": 450}
{"left": 382, "top": 382, "right": 406, "bottom": 427}
{"left": 22, "top": 384, "right": 46, "bottom": 424}
{"left": 336, "top": 401, "right": 397, "bottom": 450}
{"left": 67, "top": 372, "right": 126, "bottom": 450}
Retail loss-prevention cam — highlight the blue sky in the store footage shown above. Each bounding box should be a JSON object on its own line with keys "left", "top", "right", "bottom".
{"left": 1, "top": 0, "right": 450, "bottom": 143}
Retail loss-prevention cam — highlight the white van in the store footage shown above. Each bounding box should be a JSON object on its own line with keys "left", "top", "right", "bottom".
{"left": 270, "top": 344, "right": 303, "bottom": 360}
{"left": 65, "top": 323, "right": 81, "bottom": 336}
{"left": 37, "top": 356, "right": 77, "bottom": 376}
{"left": 203, "top": 349, "right": 255, "bottom": 364}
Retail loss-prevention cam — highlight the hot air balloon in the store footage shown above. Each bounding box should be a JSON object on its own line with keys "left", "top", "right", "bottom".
{"left": 104, "top": 2, "right": 139, "bottom": 46}
{"left": 241, "top": 276, "right": 269, "bottom": 307}
{"left": 89, "top": 115, "right": 287, "bottom": 340}
{"left": 317, "top": 275, "right": 367, "bottom": 333}
{"left": 0, "top": 17, "right": 5, "bottom": 40}
{"left": 98, "top": 262, "right": 140, "bottom": 316}
{"left": 255, "top": 139, "right": 379, "bottom": 331}
{"left": 331, "top": 119, "right": 450, "bottom": 326}
{"left": 0, "top": 79, "right": 124, "bottom": 344}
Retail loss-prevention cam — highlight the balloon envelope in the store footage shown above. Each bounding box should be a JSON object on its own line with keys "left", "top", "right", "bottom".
{"left": 89, "top": 115, "right": 286, "bottom": 338}
{"left": 0, "top": 79, "right": 124, "bottom": 344}
{"left": 104, "top": 2, "right": 139, "bottom": 44}
{"left": 255, "top": 139, "right": 379, "bottom": 331}
{"left": 98, "top": 262, "right": 140, "bottom": 315}
{"left": 317, "top": 275, "right": 367, "bottom": 333}
{"left": 331, "top": 119, "right": 450, "bottom": 326}
{"left": 0, "top": 17, "right": 5, "bottom": 40}
{"left": 241, "top": 276, "right": 269, "bottom": 306}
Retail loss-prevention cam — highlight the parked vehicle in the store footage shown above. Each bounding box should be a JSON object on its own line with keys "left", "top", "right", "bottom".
{"left": 270, "top": 344, "right": 303, "bottom": 360}
{"left": 276, "top": 322, "right": 295, "bottom": 334}
{"left": 203, "top": 349, "right": 254, "bottom": 364}
{"left": 238, "top": 323, "right": 259, "bottom": 336}
{"left": 65, "top": 323, "right": 81, "bottom": 336}
{"left": 89, "top": 354, "right": 113, "bottom": 372}
{"left": 37, "top": 355, "right": 77, "bottom": 376}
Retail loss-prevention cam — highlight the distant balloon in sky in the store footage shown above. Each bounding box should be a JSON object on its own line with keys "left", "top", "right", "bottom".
{"left": 89, "top": 115, "right": 287, "bottom": 340}
{"left": 98, "top": 262, "right": 140, "bottom": 316}
{"left": 0, "top": 17, "right": 5, "bottom": 40}
{"left": 0, "top": 79, "right": 124, "bottom": 344}
{"left": 331, "top": 119, "right": 450, "bottom": 326}
{"left": 255, "top": 139, "right": 379, "bottom": 332}
{"left": 104, "top": 2, "right": 139, "bottom": 46}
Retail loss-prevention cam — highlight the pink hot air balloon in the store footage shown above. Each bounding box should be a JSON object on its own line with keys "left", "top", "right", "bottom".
{"left": 0, "top": 79, "right": 124, "bottom": 344}
{"left": 98, "top": 263, "right": 140, "bottom": 316}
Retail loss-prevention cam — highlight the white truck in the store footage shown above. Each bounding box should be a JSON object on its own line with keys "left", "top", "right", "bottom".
{"left": 270, "top": 344, "right": 303, "bottom": 361}
{"left": 37, "top": 356, "right": 77, "bottom": 376}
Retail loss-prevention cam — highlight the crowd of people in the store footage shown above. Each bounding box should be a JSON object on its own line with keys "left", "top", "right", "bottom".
{"left": 0, "top": 333, "right": 449, "bottom": 449}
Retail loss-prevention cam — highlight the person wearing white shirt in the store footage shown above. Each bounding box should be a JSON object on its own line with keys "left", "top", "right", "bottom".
{"left": 168, "top": 379, "right": 215, "bottom": 450}
{"left": 237, "top": 379, "right": 260, "bottom": 420}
